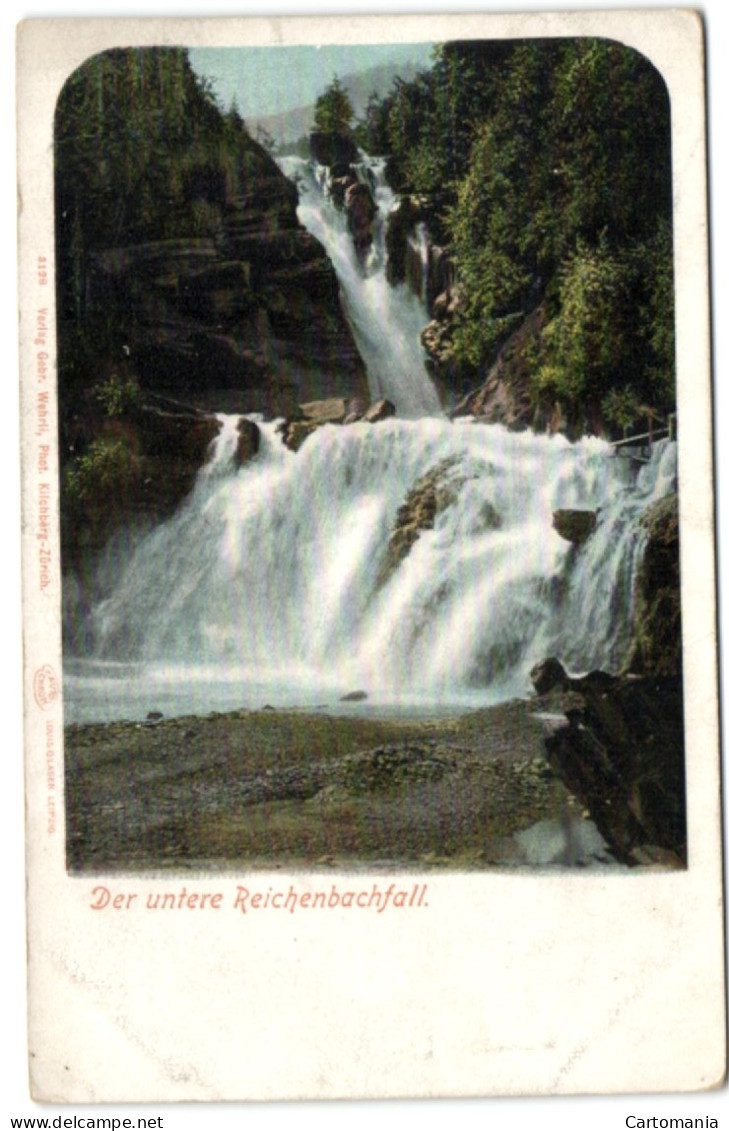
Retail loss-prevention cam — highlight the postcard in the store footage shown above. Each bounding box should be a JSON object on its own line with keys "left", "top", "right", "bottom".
{"left": 17, "top": 10, "right": 725, "bottom": 1103}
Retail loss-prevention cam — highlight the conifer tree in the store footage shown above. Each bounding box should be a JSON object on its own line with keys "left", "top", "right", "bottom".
{"left": 313, "top": 76, "right": 354, "bottom": 136}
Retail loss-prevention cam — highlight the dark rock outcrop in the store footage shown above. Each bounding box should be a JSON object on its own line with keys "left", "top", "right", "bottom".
{"left": 323, "top": 165, "right": 378, "bottom": 257}
{"left": 62, "top": 401, "right": 222, "bottom": 566}
{"left": 344, "top": 182, "right": 377, "bottom": 255}
{"left": 542, "top": 673, "right": 686, "bottom": 867}
{"left": 627, "top": 493, "right": 681, "bottom": 677}
{"left": 235, "top": 417, "right": 261, "bottom": 469}
{"left": 384, "top": 197, "right": 461, "bottom": 394}
{"left": 385, "top": 196, "right": 453, "bottom": 305}
{"left": 134, "top": 407, "right": 221, "bottom": 499}
{"left": 532, "top": 495, "right": 684, "bottom": 867}
{"left": 385, "top": 196, "right": 428, "bottom": 287}
{"left": 309, "top": 131, "right": 360, "bottom": 167}
{"left": 362, "top": 399, "right": 396, "bottom": 423}
{"left": 85, "top": 159, "right": 368, "bottom": 419}
{"left": 377, "top": 458, "right": 465, "bottom": 588}
{"left": 530, "top": 657, "right": 569, "bottom": 696}
{"left": 425, "top": 246, "right": 456, "bottom": 319}
{"left": 451, "top": 301, "right": 549, "bottom": 428}
{"left": 61, "top": 141, "right": 371, "bottom": 563}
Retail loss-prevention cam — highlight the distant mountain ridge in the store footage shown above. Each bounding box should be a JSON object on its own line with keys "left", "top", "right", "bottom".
{"left": 247, "top": 59, "right": 429, "bottom": 144}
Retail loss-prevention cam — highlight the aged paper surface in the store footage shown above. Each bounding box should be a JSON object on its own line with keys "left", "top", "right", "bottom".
{"left": 17, "top": 9, "right": 725, "bottom": 1105}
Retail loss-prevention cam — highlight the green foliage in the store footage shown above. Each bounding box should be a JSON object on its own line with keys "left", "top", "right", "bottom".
{"left": 353, "top": 91, "right": 389, "bottom": 153}
{"left": 531, "top": 231, "right": 675, "bottom": 429}
{"left": 54, "top": 45, "right": 278, "bottom": 450}
{"left": 54, "top": 40, "right": 676, "bottom": 441}
{"left": 535, "top": 239, "right": 629, "bottom": 406}
{"left": 54, "top": 47, "right": 260, "bottom": 316}
{"left": 370, "top": 37, "right": 674, "bottom": 427}
{"left": 548, "top": 41, "right": 671, "bottom": 252}
{"left": 602, "top": 387, "right": 643, "bottom": 435}
{"left": 92, "top": 374, "right": 141, "bottom": 417}
{"left": 64, "top": 439, "right": 140, "bottom": 505}
{"left": 640, "top": 218, "right": 676, "bottom": 408}
{"left": 188, "top": 197, "right": 224, "bottom": 238}
{"left": 313, "top": 76, "right": 354, "bottom": 136}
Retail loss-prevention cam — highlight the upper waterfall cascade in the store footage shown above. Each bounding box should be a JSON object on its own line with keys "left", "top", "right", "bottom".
{"left": 278, "top": 155, "right": 442, "bottom": 418}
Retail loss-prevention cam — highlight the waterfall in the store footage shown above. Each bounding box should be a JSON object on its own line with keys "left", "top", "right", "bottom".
{"left": 65, "top": 416, "right": 677, "bottom": 722}
{"left": 63, "top": 153, "right": 678, "bottom": 723}
{"left": 278, "top": 155, "right": 442, "bottom": 418}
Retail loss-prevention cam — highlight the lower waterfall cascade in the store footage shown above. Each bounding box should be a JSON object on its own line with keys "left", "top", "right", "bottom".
{"left": 64, "top": 415, "right": 677, "bottom": 723}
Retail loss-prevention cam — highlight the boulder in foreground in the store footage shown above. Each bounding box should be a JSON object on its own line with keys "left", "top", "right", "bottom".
{"left": 543, "top": 673, "right": 686, "bottom": 867}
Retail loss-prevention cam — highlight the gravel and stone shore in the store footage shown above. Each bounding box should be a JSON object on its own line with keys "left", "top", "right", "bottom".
{"left": 65, "top": 698, "right": 590, "bottom": 873}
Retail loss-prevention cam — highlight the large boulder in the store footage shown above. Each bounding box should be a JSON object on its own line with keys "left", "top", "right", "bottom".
{"left": 552, "top": 509, "right": 598, "bottom": 545}
{"left": 451, "top": 301, "right": 549, "bottom": 428}
{"left": 362, "top": 399, "right": 396, "bottom": 423}
{"left": 377, "top": 458, "right": 465, "bottom": 587}
{"left": 384, "top": 196, "right": 452, "bottom": 304}
{"left": 329, "top": 173, "right": 354, "bottom": 209}
{"left": 279, "top": 420, "right": 322, "bottom": 453}
{"left": 299, "top": 397, "right": 349, "bottom": 425}
{"left": 422, "top": 316, "right": 459, "bottom": 388}
{"left": 343, "top": 396, "right": 367, "bottom": 424}
{"left": 385, "top": 197, "right": 422, "bottom": 286}
{"left": 534, "top": 484, "right": 684, "bottom": 866}
{"left": 321, "top": 163, "right": 377, "bottom": 258}
{"left": 344, "top": 182, "right": 377, "bottom": 254}
{"left": 280, "top": 395, "right": 397, "bottom": 451}
{"left": 235, "top": 417, "right": 261, "bottom": 468}
{"left": 530, "top": 657, "right": 568, "bottom": 695}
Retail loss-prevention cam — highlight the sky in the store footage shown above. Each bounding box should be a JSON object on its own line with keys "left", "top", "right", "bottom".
{"left": 189, "top": 42, "right": 435, "bottom": 119}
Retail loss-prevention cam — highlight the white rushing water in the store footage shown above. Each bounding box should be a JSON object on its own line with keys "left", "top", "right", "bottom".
{"left": 63, "top": 154, "right": 678, "bottom": 722}
{"left": 278, "top": 155, "right": 442, "bottom": 417}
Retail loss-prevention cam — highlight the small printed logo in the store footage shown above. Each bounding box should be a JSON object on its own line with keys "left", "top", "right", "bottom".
{"left": 33, "top": 664, "right": 59, "bottom": 710}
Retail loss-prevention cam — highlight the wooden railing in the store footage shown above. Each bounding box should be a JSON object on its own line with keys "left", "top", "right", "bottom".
{"left": 611, "top": 413, "right": 676, "bottom": 459}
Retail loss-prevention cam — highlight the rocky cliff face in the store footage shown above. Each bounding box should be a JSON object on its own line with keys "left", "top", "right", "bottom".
{"left": 626, "top": 494, "right": 682, "bottom": 677}
{"left": 86, "top": 152, "right": 368, "bottom": 418}
{"left": 450, "top": 302, "right": 549, "bottom": 428}
{"left": 541, "top": 672, "right": 686, "bottom": 867}
{"left": 60, "top": 139, "right": 370, "bottom": 562}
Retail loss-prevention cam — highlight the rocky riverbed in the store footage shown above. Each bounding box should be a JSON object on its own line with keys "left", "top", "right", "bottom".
{"left": 65, "top": 698, "right": 601, "bottom": 874}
